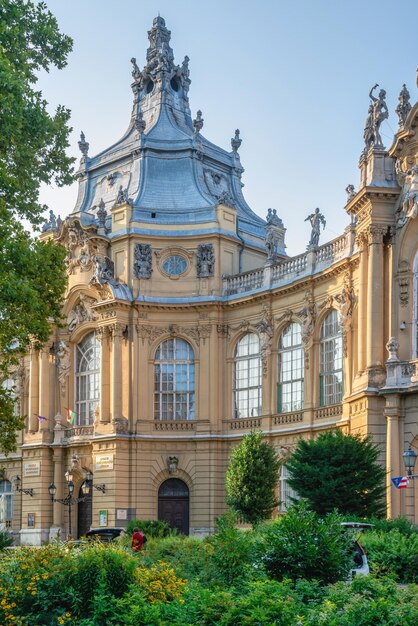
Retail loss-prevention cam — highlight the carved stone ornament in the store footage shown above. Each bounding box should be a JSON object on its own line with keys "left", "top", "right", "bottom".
{"left": 298, "top": 291, "right": 316, "bottom": 346}
{"left": 112, "top": 417, "right": 129, "bottom": 435}
{"left": 395, "top": 84, "right": 411, "bottom": 127}
{"left": 134, "top": 243, "right": 152, "bottom": 279}
{"left": 193, "top": 110, "right": 204, "bottom": 134}
{"left": 367, "top": 224, "right": 386, "bottom": 245}
{"left": 231, "top": 129, "right": 242, "bottom": 153}
{"left": 266, "top": 208, "right": 283, "bottom": 227}
{"left": 397, "top": 260, "right": 410, "bottom": 307}
{"left": 217, "top": 190, "right": 236, "bottom": 209}
{"left": 216, "top": 324, "right": 230, "bottom": 338}
{"left": 276, "top": 309, "right": 293, "bottom": 325}
{"left": 334, "top": 273, "right": 356, "bottom": 356}
{"left": 196, "top": 243, "right": 215, "bottom": 278}
{"left": 398, "top": 165, "right": 418, "bottom": 223}
{"left": 67, "top": 294, "right": 99, "bottom": 333}
{"left": 56, "top": 341, "right": 70, "bottom": 396}
{"left": 90, "top": 256, "right": 115, "bottom": 286}
{"left": 265, "top": 227, "right": 279, "bottom": 263}
{"left": 363, "top": 84, "right": 388, "bottom": 151}
{"left": 345, "top": 184, "right": 356, "bottom": 201}
{"left": 78, "top": 131, "right": 89, "bottom": 158}
{"left": 167, "top": 456, "right": 179, "bottom": 474}
{"left": 97, "top": 199, "right": 108, "bottom": 229}
{"left": 256, "top": 306, "right": 274, "bottom": 377}
{"left": 386, "top": 336, "right": 400, "bottom": 362}
{"left": 58, "top": 218, "right": 97, "bottom": 275}
{"left": 114, "top": 185, "right": 132, "bottom": 206}
{"left": 136, "top": 324, "right": 166, "bottom": 345}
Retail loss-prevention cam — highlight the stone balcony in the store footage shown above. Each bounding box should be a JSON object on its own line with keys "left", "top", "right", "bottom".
{"left": 384, "top": 358, "right": 418, "bottom": 390}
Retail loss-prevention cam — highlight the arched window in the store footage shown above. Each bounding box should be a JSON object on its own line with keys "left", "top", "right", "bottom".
{"left": 277, "top": 323, "right": 304, "bottom": 413}
{"left": 319, "top": 310, "right": 343, "bottom": 406}
{"left": 233, "top": 333, "right": 261, "bottom": 418}
{"left": 0, "top": 480, "right": 13, "bottom": 529}
{"left": 75, "top": 332, "right": 100, "bottom": 425}
{"left": 154, "top": 338, "right": 195, "bottom": 420}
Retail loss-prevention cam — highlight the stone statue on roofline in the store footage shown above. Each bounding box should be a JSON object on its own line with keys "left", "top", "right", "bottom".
{"left": 395, "top": 84, "right": 411, "bottom": 127}
{"left": 363, "top": 84, "right": 388, "bottom": 152}
{"left": 305, "top": 208, "right": 326, "bottom": 248}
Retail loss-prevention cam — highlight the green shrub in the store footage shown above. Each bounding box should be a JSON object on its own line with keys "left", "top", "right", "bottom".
{"left": 140, "top": 535, "right": 207, "bottom": 581}
{"left": 366, "top": 516, "right": 418, "bottom": 535}
{"left": 202, "top": 511, "right": 256, "bottom": 587}
{"left": 0, "top": 530, "right": 14, "bottom": 549}
{"left": 361, "top": 529, "right": 418, "bottom": 583}
{"left": 259, "top": 502, "right": 353, "bottom": 584}
{"left": 126, "top": 518, "right": 175, "bottom": 538}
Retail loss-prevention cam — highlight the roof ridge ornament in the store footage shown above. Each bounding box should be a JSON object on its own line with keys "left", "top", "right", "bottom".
{"left": 231, "top": 129, "right": 242, "bottom": 153}
{"left": 395, "top": 84, "right": 411, "bottom": 128}
{"left": 78, "top": 131, "right": 89, "bottom": 158}
{"left": 193, "top": 110, "right": 204, "bottom": 134}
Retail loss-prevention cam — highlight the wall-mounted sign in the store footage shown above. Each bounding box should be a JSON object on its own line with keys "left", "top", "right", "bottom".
{"left": 95, "top": 454, "right": 114, "bottom": 471}
{"left": 116, "top": 509, "right": 127, "bottom": 520}
{"left": 23, "top": 462, "right": 40, "bottom": 477}
{"left": 99, "top": 510, "right": 108, "bottom": 527}
{"left": 27, "top": 513, "right": 35, "bottom": 527}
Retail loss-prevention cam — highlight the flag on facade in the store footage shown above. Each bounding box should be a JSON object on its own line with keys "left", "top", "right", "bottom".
{"left": 66, "top": 408, "right": 76, "bottom": 424}
{"left": 391, "top": 476, "right": 409, "bottom": 489}
{"left": 34, "top": 414, "right": 47, "bottom": 422}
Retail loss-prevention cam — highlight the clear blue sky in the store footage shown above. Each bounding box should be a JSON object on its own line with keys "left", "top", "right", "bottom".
{"left": 38, "top": 0, "right": 418, "bottom": 256}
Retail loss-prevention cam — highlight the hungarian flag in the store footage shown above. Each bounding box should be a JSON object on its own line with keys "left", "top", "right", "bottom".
{"left": 391, "top": 476, "right": 409, "bottom": 489}
{"left": 66, "top": 408, "right": 76, "bottom": 424}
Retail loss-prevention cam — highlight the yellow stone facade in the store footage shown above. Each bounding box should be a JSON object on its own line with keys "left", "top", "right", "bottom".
{"left": 2, "top": 18, "right": 418, "bottom": 544}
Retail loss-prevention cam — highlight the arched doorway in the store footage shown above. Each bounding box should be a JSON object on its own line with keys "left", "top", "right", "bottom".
{"left": 77, "top": 490, "right": 92, "bottom": 538}
{"left": 158, "top": 478, "right": 189, "bottom": 535}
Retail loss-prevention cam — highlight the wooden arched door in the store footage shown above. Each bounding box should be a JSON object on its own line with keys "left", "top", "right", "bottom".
{"left": 158, "top": 479, "right": 189, "bottom": 535}
{"left": 77, "top": 490, "right": 92, "bottom": 538}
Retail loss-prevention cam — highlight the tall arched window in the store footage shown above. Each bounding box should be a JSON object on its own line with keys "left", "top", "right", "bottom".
{"left": 0, "top": 480, "right": 13, "bottom": 529}
{"left": 75, "top": 332, "right": 100, "bottom": 425}
{"left": 277, "top": 323, "right": 304, "bottom": 413}
{"left": 154, "top": 338, "right": 195, "bottom": 420}
{"left": 319, "top": 310, "right": 343, "bottom": 406}
{"left": 233, "top": 333, "right": 261, "bottom": 418}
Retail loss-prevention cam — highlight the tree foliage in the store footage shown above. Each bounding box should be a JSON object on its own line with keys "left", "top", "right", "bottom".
{"left": 286, "top": 430, "right": 387, "bottom": 518}
{"left": 0, "top": 1, "right": 73, "bottom": 452}
{"left": 225, "top": 430, "right": 280, "bottom": 525}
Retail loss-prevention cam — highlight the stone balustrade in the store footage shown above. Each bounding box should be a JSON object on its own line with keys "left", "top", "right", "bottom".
{"left": 223, "top": 228, "right": 356, "bottom": 297}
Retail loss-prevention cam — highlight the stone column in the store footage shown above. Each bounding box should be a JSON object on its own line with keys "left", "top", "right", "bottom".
{"left": 97, "top": 327, "right": 110, "bottom": 423}
{"left": 51, "top": 447, "right": 64, "bottom": 530}
{"left": 385, "top": 405, "right": 401, "bottom": 519}
{"left": 39, "top": 347, "right": 50, "bottom": 431}
{"left": 28, "top": 345, "right": 39, "bottom": 432}
{"left": 366, "top": 225, "right": 386, "bottom": 375}
{"left": 356, "top": 231, "right": 368, "bottom": 374}
{"left": 110, "top": 323, "right": 124, "bottom": 421}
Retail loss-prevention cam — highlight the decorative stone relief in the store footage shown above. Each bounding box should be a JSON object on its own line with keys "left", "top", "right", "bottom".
{"left": 67, "top": 294, "right": 99, "bottom": 333}
{"left": 112, "top": 417, "right": 129, "bottom": 434}
{"left": 196, "top": 244, "right": 215, "bottom": 278}
{"left": 134, "top": 243, "right": 152, "bottom": 279}
{"left": 334, "top": 273, "right": 356, "bottom": 357}
{"left": 216, "top": 324, "right": 230, "bottom": 338}
{"left": 395, "top": 84, "right": 411, "bottom": 127}
{"left": 56, "top": 341, "right": 70, "bottom": 396}
{"left": 386, "top": 337, "right": 400, "bottom": 362}
{"left": 298, "top": 291, "right": 316, "bottom": 369}
{"left": 256, "top": 305, "right": 274, "bottom": 377}
{"left": 368, "top": 224, "right": 386, "bottom": 245}
{"left": 167, "top": 456, "right": 179, "bottom": 474}
{"left": 90, "top": 256, "right": 115, "bottom": 286}
{"left": 217, "top": 191, "right": 236, "bottom": 209}
{"left": 397, "top": 260, "right": 410, "bottom": 307}
{"left": 59, "top": 219, "right": 97, "bottom": 275}
{"left": 399, "top": 165, "right": 418, "bottom": 223}
{"left": 305, "top": 208, "right": 326, "bottom": 248}
{"left": 136, "top": 324, "right": 166, "bottom": 345}
{"left": 275, "top": 309, "right": 293, "bottom": 325}
{"left": 355, "top": 230, "right": 368, "bottom": 250}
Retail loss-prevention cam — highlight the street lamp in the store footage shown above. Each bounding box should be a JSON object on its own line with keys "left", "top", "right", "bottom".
{"left": 48, "top": 471, "right": 91, "bottom": 538}
{"left": 403, "top": 446, "right": 418, "bottom": 477}
{"left": 85, "top": 470, "right": 106, "bottom": 493}
{"left": 13, "top": 475, "right": 34, "bottom": 497}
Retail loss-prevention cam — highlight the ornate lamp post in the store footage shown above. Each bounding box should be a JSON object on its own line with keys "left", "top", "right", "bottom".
{"left": 403, "top": 446, "right": 418, "bottom": 477}
{"left": 48, "top": 469, "right": 90, "bottom": 538}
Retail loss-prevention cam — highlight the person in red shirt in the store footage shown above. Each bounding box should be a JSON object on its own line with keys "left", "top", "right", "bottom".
{"left": 131, "top": 527, "right": 144, "bottom": 552}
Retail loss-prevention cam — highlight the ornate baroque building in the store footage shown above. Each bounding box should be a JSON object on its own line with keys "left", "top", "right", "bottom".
{"left": 2, "top": 18, "right": 418, "bottom": 544}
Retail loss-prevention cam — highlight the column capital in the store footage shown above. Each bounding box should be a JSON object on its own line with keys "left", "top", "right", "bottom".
{"left": 367, "top": 224, "right": 387, "bottom": 245}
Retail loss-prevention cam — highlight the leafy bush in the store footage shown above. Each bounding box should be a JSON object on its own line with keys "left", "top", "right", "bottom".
{"left": 258, "top": 502, "right": 353, "bottom": 584}
{"left": 140, "top": 535, "right": 207, "bottom": 581}
{"left": 126, "top": 518, "right": 174, "bottom": 538}
{"left": 0, "top": 530, "right": 14, "bottom": 549}
{"left": 365, "top": 516, "right": 418, "bottom": 535}
{"left": 361, "top": 529, "right": 418, "bottom": 583}
{"left": 202, "top": 511, "right": 256, "bottom": 586}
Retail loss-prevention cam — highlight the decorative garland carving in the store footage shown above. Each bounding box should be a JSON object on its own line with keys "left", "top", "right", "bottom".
{"left": 334, "top": 272, "right": 356, "bottom": 357}
{"left": 298, "top": 291, "right": 316, "bottom": 369}
{"left": 397, "top": 260, "right": 410, "bottom": 307}
{"left": 256, "top": 305, "right": 274, "bottom": 377}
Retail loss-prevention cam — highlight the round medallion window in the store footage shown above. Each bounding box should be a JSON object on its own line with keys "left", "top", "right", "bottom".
{"left": 162, "top": 255, "right": 187, "bottom": 276}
